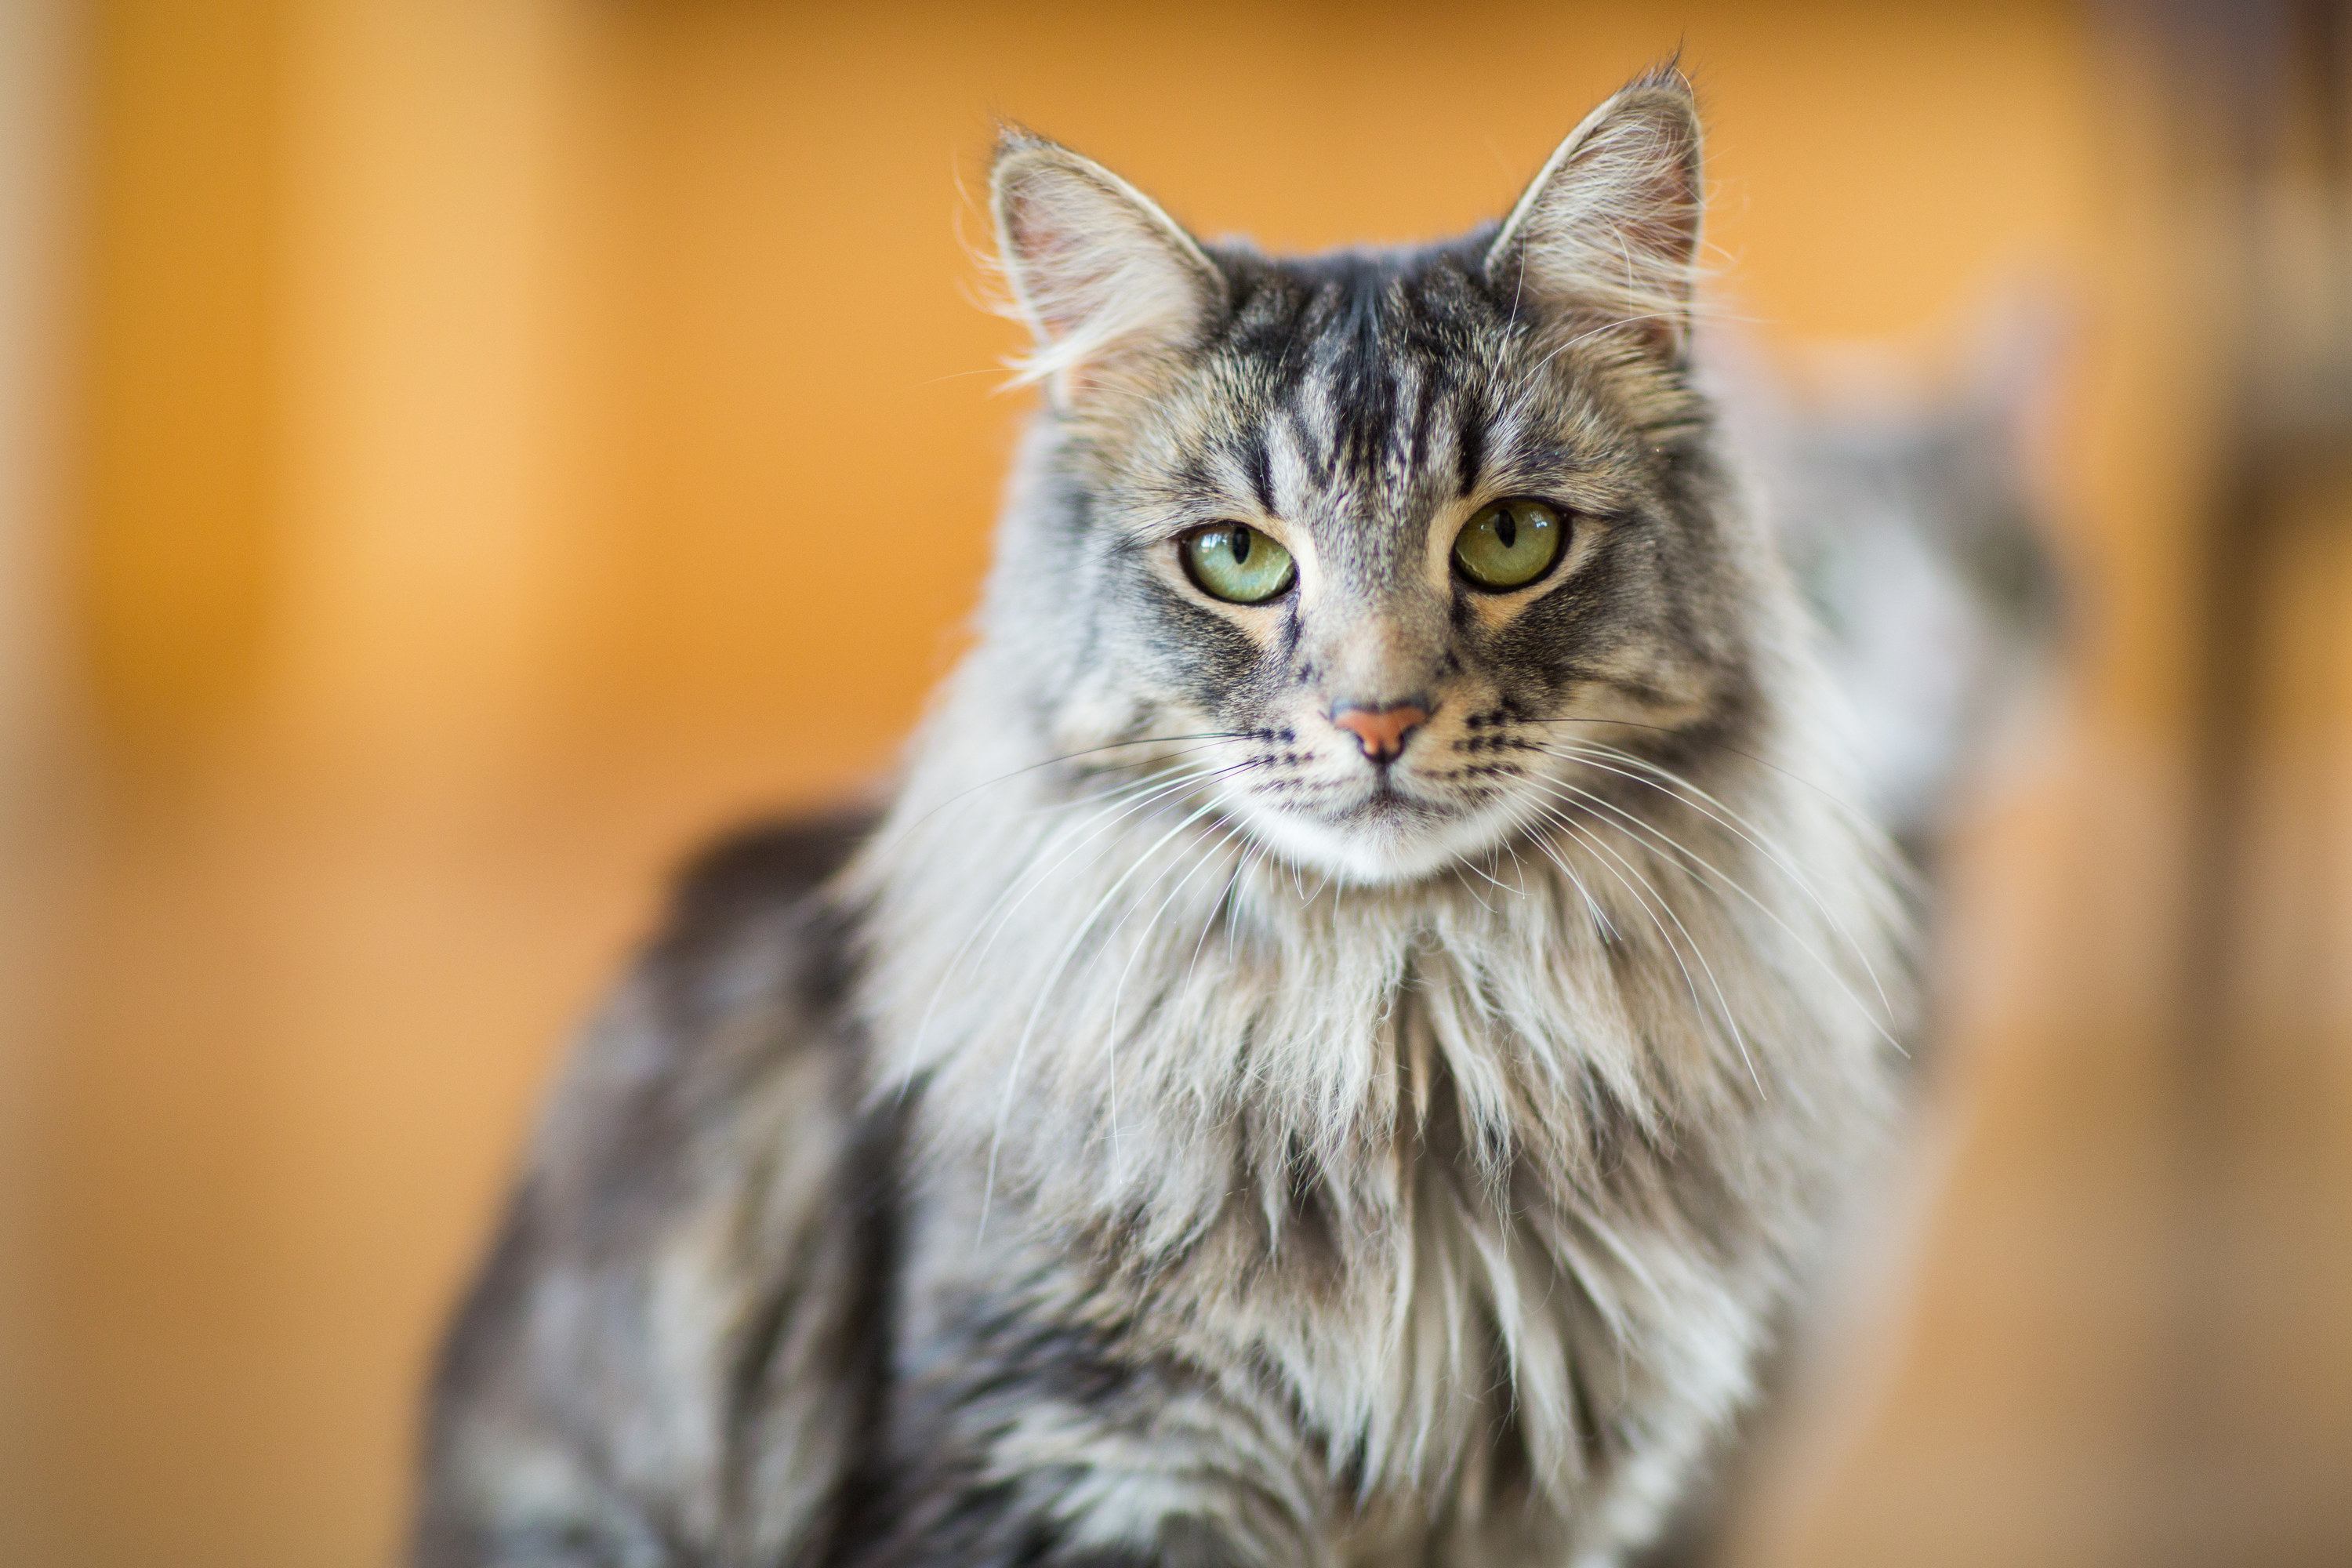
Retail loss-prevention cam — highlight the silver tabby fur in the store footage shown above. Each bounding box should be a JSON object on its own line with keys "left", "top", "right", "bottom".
{"left": 415, "top": 69, "right": 1911, "bottom": 1568}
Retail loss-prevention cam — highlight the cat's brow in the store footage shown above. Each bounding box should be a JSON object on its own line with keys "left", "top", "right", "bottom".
{"left": 1239, "top": 426, "right": 1276, "bottom": 514}
{"left": 1455, "top": 395, "right": 1487, "bottom": 498}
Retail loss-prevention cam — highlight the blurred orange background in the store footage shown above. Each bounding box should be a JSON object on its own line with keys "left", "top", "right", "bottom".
{"left": 3, "top": 2, "right": 2349, "bottom": 1566}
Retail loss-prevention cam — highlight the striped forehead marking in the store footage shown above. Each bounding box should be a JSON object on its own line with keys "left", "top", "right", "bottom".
{"left": 1197, "top": 245, "right": 1522, "bottom": 551}
{"left": 1243, "top": 263, "right": 1485, "bottom": 514}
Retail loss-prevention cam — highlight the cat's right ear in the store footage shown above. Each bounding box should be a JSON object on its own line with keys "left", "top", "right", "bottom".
{"left": 991, "top": 132, "right": 1224, "bottom": 409}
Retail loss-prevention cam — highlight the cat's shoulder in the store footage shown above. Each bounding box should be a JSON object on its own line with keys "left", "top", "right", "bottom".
{"left": 528, "top": 806, "right": 880, "bottom": 1223}
{"left": 419, "top": 808, "right": 888, "bottom": 1559}
{"left": 644, "top": 806, "right": 877, "bottom": 1020}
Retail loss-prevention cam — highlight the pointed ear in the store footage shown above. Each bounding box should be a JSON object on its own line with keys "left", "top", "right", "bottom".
{"left": 992, "top": 132, "right": 1224, "bottom": 408}
{"left": 1484, "top": 71, "right": 1704, "bottom": 363}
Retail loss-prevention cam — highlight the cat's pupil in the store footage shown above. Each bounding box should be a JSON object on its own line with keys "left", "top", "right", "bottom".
{"left": 1496, "top": 508, "right": 1519, "bottom": 550}
{"left": 1229, "top": 526, "right": 1251, "bottom": 564}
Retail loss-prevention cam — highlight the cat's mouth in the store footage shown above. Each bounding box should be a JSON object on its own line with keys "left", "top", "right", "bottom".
{"left": 1228, "top": 764, "right": 1526, "bottom": 886}
{"left": 1349, "top": 781, "right": 1472, "bottom": 831}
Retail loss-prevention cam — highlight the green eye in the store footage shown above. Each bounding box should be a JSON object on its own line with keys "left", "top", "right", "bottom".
{"left": 1453, "top": 499, "right": 1566, "bottom": 590}
{"left": 1181, "top": 523, "right": 1296, "bottom": 604}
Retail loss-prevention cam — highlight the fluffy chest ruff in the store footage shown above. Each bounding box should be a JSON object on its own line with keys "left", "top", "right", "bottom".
{"left": 851, "top": 706, "right": 1900, "bottom": 1561}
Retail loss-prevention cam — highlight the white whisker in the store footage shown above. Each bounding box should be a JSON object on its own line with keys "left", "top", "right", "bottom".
{"left": 981, "top": 778, "right": 1259, "bottom": 1240}
{"left": 906, "top": 760, "right": 1233, "bottom": 1084}
{"left": 1111, "top": 822, "right": 1247, "bottom": 1156}
{"left": 1535, "top": 756, "right": 1904, "bottom": 1057}
{"left": 1524, "top": 783, "right": 1757, "bottom": 1094}
{"left": 1540, "top": 734, "right": 1896, "bottom": 1020}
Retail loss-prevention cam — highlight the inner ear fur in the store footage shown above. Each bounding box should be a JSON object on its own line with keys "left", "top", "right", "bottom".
{"left": 1484, "top": 69, "right": 1704, "bottom": 364}
{"left": 991, "top": 131, "right": 1225, "bottom": 409}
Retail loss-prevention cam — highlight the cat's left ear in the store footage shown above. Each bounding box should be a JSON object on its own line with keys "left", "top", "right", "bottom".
{"left": 1485, "top": 69, "right": 1703, "bottom": 364}
{"left": 992, "top": 131, "right": 1225, "bottom": 409}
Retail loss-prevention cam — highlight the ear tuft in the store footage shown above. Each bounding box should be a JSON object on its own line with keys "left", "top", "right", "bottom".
{"left": 991, "top": 132, "right": 1223, "bottom": 408}
{"left": 1484, "top": 68, "right": 1704, "bottom": 362}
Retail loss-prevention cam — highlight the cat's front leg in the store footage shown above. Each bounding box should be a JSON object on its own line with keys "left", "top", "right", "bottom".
{"left": 839, "top": 1253, "right": 1334, "bottom": 1568}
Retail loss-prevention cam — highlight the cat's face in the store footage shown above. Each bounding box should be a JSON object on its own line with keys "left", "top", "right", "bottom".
{"left": 992, "top": 74, "right": 1769, "bottom": 887}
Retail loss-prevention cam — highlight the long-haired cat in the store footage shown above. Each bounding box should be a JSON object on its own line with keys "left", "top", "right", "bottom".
{"left": 415, "top": 68, "right": 1910, "bottom": 1568}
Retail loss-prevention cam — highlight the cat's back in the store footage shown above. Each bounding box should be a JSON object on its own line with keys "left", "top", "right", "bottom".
{"left": 415, "top": 810, "right": 891, "bottom": 1568}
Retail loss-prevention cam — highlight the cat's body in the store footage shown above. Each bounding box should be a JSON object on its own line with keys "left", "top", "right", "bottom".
{"left": 416, "top": 73, "right": 1910, "bottom": 1568}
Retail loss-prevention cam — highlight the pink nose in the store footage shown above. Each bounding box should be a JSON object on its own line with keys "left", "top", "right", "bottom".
{"left": 1330, "top": 702, "right": 1428, "bottom": 763}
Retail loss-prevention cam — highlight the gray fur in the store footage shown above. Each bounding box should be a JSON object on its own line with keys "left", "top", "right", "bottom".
{"left": 416, "top": 70, "right": 1911, "bottom": 1568}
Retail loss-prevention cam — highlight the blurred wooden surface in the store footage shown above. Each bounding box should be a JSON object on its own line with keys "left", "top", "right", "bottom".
{"left": 4, "top": 2, "right": 2347, "bottom": 1565}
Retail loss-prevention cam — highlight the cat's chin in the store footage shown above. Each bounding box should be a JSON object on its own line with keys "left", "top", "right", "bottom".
{"left": 1234, "top": 793, "right": 1523, "bottom": 889}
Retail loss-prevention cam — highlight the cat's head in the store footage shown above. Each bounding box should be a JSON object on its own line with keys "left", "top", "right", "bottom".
{"left": 980, "top": 71, "right": 1784, "bottom": 887}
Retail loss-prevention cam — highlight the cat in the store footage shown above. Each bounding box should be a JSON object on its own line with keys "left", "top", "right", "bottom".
{"left": 413, "top": 68, "right": 1911, "bottom": 1568}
